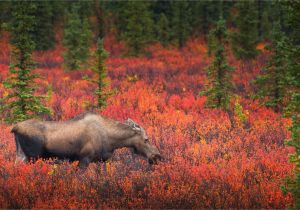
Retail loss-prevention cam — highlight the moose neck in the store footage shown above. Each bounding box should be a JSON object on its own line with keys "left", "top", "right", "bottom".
{"left": 110, "top": 135, "right": 137, "bottom": 151}
{"left": 105, "top": 123, "right": 137, "bottom": 150}
{"left": 97, "top": 116, "right": 140, "bottom": 151}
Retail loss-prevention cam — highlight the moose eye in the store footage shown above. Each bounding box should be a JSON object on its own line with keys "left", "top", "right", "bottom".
{"left": 144, "top": 139, "right": 149, "bottom": 143}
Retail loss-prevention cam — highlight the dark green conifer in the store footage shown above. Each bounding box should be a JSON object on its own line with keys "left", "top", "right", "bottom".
{"left": 257, "top": 0, "right": 272, "bottom": 41}
{"left": 63, "top": 3, "right": 92, "bottom": 70}
{"left": 231, "top": 0, "right": 259, "bottom": 60}
{"left": 31, "top": 1, "right": 55, "bottom": 51}
{"left": 201, "top": 18, "right": 234, "bottom": 111}
{"left": 122, "top": 1, "right": 153, "bottom": 56}
{"left": 281, "top": 2, "right": 300, "bottom": 208}
{"left": 1, "top": 1, "right": 50, "bottom": 123}
{"left": 84, "top": 38, "right": 109, "bottom": 109}
{"left": 253, "top": 23, "right": 290, "bottom": 112}
{"left": 155, "top": 13, "right": 170, "bottom": 47}
{"left": 94, "top": 38, "right": 109, "bottom": 108}
{"left": 0, "top": 1, "right": 11, "bottom": 33}
{"left": 191, "top": 1, "right": 224, "bottom": 37}
{"left": 94, "top": 0, "right": 106, "bottom": 40}
{"left": 282, "top": 93, "right": 300, "bottom": 210}
{"left": 170, "top": 0, "right": 191, "bottom": 48}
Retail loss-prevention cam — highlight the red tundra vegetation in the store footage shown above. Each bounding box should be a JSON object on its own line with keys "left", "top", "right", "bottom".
{"left": 0, "top": 35, "right": 294, "bottom": 208}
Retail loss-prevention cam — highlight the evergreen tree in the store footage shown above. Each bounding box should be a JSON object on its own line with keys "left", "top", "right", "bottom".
{"left": 76, "top": 0, "right": 93, "bottom": 20}
{"left": 0, "top": 1, "right": 11, "bottom": 33}
{"left": 231, "top": 0, "right": 259, "bottom": 60}
{"left": 50, "top": 1, "right": 68, "bottom": 25}
{"left": 286, "top": 1, "right": 300, "bottom": 87}
{"left": 281, "top": 2, "right": 300, "bottom": 208}
{"left": 31, "top": 1, "right": 55, "bottom": 51}
{"left": 122, "top": 1, "right": 153, "bottom": 56}
{"left": 282, "top": 93, "right": 300, "bottom": 209}
{"left": 170, "top": 0, "right": 191, "bottom": 48}
{"left": 155, "top": 13, "right": 170, "bottom": 47}
{"left": 63, "top": 3, "right": 92, "bottom": 70}
{"left": 190, "top": 0, "right": 226, "bottom": 38}
{"left": 201, "top": 18, "right": 234, "bottom": 111}
{"left": 84, "top": 38, "right": 109, "bottom": 109}
{"left": 1, "top": 1, "right": 50, "bottom": 123}
{"left": 94, "top": 0, "right": 106, "bottom": 39}
{"left": 253, "top": 23, "right": 290, "bottom": 112}
{"left": 257, "top": 0, "right": 272, "bottom": 41}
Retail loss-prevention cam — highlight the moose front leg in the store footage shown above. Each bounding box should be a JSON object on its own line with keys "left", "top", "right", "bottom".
{"left": 79, "top": 157, "right": 90, "bottom": 169}
{"left": 78, "top": 143, "right": 95, "bottom": 169}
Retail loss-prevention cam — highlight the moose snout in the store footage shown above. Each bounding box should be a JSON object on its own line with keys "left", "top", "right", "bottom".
{"left": 148, "top": 154, "right": 163, "bottom": 164}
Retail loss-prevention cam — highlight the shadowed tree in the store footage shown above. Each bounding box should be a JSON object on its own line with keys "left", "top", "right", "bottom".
{"left": 253, "top": 23, "right": 290, "bottom": 112}
{"left": 94, "top": 0, "right": 106, "bottom": 39}
{"left": 0, "top": 1, "right": 11, "bottom": 33}
{"left": 282, "top": 93, "right": 300, "bottom": 209}
{"left": 281, "top": 1, "right": 300, "bottom": 209}
{"left": 201, "top": 18, "right": 234, "bottom": 111}
{"left": 155, "top": 13, "right": 170, "bottom": 47}
{"left": 170, "top": 0, "right": 191, "bottom": 48}
{"left": 31, "top": 1, "right": 55, "bottom": 51}
{"left": 231, "top": 0, "right": 259, "bottom": 60}
{"left": 122, "top": 1, "right": 153, "bottom": 56}
{"left": 63, "top": 3, "right": 92, "bottom": 70}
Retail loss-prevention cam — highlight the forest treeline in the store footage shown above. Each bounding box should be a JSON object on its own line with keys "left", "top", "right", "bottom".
{"left": 0, "top": 0, "right": 295, "bottom": 56}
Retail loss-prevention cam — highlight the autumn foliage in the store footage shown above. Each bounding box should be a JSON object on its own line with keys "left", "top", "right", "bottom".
{"left": 0, "top": 35, "right": 294, "bottom": 209}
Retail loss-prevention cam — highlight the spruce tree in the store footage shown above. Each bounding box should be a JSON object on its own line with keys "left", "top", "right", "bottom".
{"left": 231, "top": 0, "right": 259, "bottom": 60}
{"left": 155, "top": 13, "right": 170, "bottom": 47}
{"left": 253, "top": 23, "right": 290, "bottom": 112}
{"left": 170, "top": 0, "right": 191, "bottom": 48}
{"left": 122, "top": 1, "right": 153, "bottom": 56}
{"left": 31, "top": 1, "right": 55, "bottom": 51}
{"left": 94, "top": 0, "right": 105, "bottom": 39}
{"left": 283, "top": 93, "right": 300, "bottom": 209}
{"left": 63, "top": 3, "right": 92, "bottom": 70}
{"left": 84, "top": 38, "right": 109, "bottom": 109}
{"left": 257, "top": 0, "right": 272, "bottom": 41}
{"left": 191, "top": 0, "right": 225, "bottom": 38}
{"left": 1, "top": 1, "right": 50, "bottom": 123}
{"left": 201, "top": 18, "right": 234, "bottom": 111}
{"left": 0, "top": 1, "right": 11, "bottom": 33}
{"left": 281, "top": 2, "right": 300, "bottom": 208}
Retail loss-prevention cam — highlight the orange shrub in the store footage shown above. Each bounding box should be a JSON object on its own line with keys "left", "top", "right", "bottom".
{"left": 0, "top": 35, "right": 294, "bottom": 209}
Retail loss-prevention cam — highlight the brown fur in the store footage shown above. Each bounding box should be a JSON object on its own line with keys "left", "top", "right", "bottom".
{"left": 12, "top": 112, "right": 162, "bottom": 168}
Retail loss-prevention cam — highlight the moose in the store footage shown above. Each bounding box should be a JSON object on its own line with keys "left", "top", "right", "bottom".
{"left": 11, "top": 112, "right": 162, "bottom": 168}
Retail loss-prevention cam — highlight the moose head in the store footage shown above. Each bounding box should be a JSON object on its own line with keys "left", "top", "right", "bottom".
{"left": 125, "top": 118, "right": 162, "bottom": 164}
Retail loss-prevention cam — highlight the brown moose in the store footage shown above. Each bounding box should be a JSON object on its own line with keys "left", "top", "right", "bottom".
{"left": 11, "top": 112, "right": 162, "bottom": 168}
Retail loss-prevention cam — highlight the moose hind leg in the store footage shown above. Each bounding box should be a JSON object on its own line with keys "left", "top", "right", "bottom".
{"left": 14, "top": 134, "right": 28, "bottom": 164}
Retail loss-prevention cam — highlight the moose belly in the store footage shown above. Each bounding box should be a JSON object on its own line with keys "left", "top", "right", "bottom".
{"left": 44, "top": 137, "right": 86, "bottom": 160}
{"left": 92, "top": 151, "right": 112, "bottom": 162}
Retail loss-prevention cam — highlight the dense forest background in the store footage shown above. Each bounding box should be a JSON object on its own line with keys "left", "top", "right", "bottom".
{"left": 0, "top": 0, "right": 296, "bottom": 55}
{"left": 0, "top": 0, "right": 299, "bottom": 209}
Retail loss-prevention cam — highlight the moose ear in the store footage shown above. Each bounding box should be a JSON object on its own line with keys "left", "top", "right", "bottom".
{"left": 125, "top": 118, "right": 135, "bottom": 127}
{"left": 125, "top": 118, "right": 141, "bottom": 131}
{"left": 132, "top": 125, "right": 141, "bottom": 132}
{"left": 125, "top": 118, "right": 134, "bottom": 127}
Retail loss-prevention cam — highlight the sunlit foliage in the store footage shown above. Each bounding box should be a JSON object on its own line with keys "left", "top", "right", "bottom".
{"left": 0, "top": 34, "right": 295, "bottom": 208}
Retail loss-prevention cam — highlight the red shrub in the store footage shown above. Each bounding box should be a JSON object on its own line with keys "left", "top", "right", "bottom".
{"left": 0, "top": 35, "right": 294, "bottom": 208}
